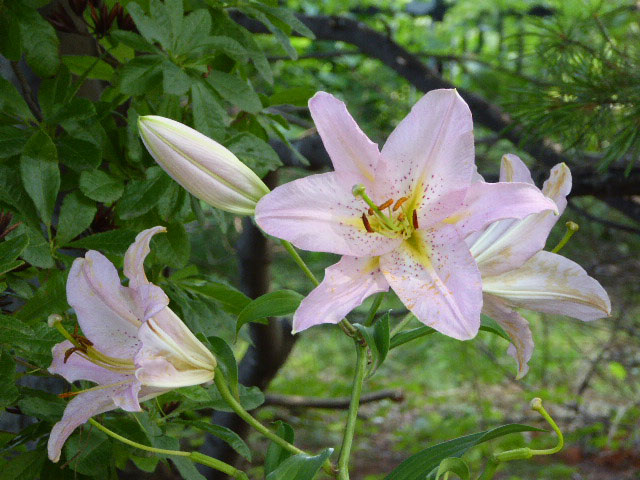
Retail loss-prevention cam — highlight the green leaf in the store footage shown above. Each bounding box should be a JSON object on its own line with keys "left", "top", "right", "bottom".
{"left": 435, "top": 458, "right": 470, "bottom": 480}
{"left": 116, "top": 167, "right": 172, "bottom": 219}
{"left": 253, "top": 4, "right": 315, "bottom": 39}
{"left": 174, "top": 9, "right": 213, "bottom": 56}
{"left": 354, "top": 312, "right": 390, "bottom": 377}
{"left": 266, "top": 449, "right": 333, "bottom": 480}
{"left": 151, "top": 222, "right": 190, "bottom": 268}
{"left": 265, "top": 421, "right": 295, "bottom": 476}
{"left": 38, "top": 66, "right": 71, "bottom": 119}
{"left": 110, "top": 30, "right": 157, "bottom": 53}
{"left": 15, "top": 5, "right": 60, "bottom": 77}
{"left": 11, "top": 224, "right": 54, "bottom": 268}
{"left": 190, "top": 82, "right": 227, "bottom": 140}
{"left": 390, "top": 325, "right": 436, "bottom": 350}
{"left": 117, "top": 55, "right": 164, "bottom": 95}
{"left": 2, "top": 447, "right": 46, "bottom": 480}
{"left": 151, "top": 435, "right": 207, "bottom": 480}
{"left": 226, "top": 132, "right": 282, "bottom": 178}
{"left": 0, "top": 165, "right": 40, "bottom": 227}
{"left": 207, "top": 70, "right": 262, "bottom": 113}
{"left": 206, "top": 336, "right": 238, "bottom": 391}
{"left": 18, "top": 388, "right": 66, "bottom": 422}
{"left": 20, "top": 130, "right": 59, "bottom": 227}
{"left": 162, "top": 59, "right": 192, "bottom": 95}
{"left": 79, "top": 169, "right": 124, "bottom": 203}
{"left": 0, "top": 315, "right": 60, "bottom": 366}
{"left": 15, "top": 271, "right": 67, "bottom": 325}
{"left": 64, "top": 428, "right": 111, "bottom": 477}
{"left": 385, "top": 424, "right": 544, "bottom": 480}
{"left": 240, "top": 6, "right": 298, "bottom": 60}
{"left": 269, "top": 87, "right": 316, "bottom": 107}
{"left": 182, "top": 281, "right": 250, "bottom": 315}
{"left": 158, "top": 182, "right": 191, "bottom": 222}
{"left": 479, "top": 314, "right": 511, "bottom": 342}
{"left": 0, "top": 77, "right": 33, "bottom": 121}
{"left": 0, "top": 126, "right": 31, "bottom": 158}
{"left": 56, "top": 192, "right": 97, "bottom": 245}
{"left": 62, "top": 55, "right": 115, "bottom": 81}
{"left": 0, "top": 350, "right": 19, "bottom": 410}
{"left": 57, "top": 136, "right": 102, "bottom": 172}
{"left": 0, "top": 234, "right": 29, "bottom": 268}
{"left": 206, "top": 384, "right": 264, "bottom": 412}
{"left": 236, "top": 290, "right": 303, "bottom": 337}
{"left": 126, "top": 2, "right": 171, "bottom": 50}
{"left": 66, "top": 229, "right": 137, "bottom": 257}
{"left": 184, "top": 421, "right": 251, "bottom": 461}
{"left": 0, "top": 12, "right": 22, "bottom": 61}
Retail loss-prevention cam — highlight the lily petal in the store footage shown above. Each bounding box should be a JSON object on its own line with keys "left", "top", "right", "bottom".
{"left": 482, "top": 295, "right": 533, "bottom": 379}
{"left": 482, "top": 250, "right": 611, "bottom": 321}
{"left": 135, "top": 356, "right": 215, "bottom": 388}
{"left": 309, "top": 92, "right": 381, "bottom": 186}
{"left": 472, "top": 162, "right": 571, "bottom": 276}
{"left": 380, "top": 227, "right": 482, "bottom": 340}
{"left": 293, "top": 256, "right": 389, "bottom": 333}
{"left": 499, "top": 154, "right": 535, "bottom": 184}
{"left": 67, "top": 254, "right": 141, "bottom": 358}
{"left": 255, "top": 172, "right": 401, "bottom": 256}
{"left": 375, "top": 89, "right": 475, "bottom": 204}
{"left": 49, "top": 341, "right": 132, "bottom": 385}
{"left": 450, "top": 181, "right": 558, "bottom": 238}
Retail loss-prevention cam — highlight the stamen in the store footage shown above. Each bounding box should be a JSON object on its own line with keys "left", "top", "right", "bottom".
{"left": 58, "top": 380, "right": 132, "bottom": 399}
{"left": 64, "top": 347, "right": 85, "bottom": 363}
{"left": 362, "top": 213, "right": 374, "bottom": 233}
{"left": 397, "top": 213, "right": 406, "bottom": 222}
{"left": 412, "top": 210, "right": 419, "bottom": 229}
{"left": 393, "top": 197, "right": 408, "bottom": 211}
{"left": 368, "top": 207, "right": 374, "bottom": 216}
{"left": 378, "top": 199, "right": 393, "bottom": 210}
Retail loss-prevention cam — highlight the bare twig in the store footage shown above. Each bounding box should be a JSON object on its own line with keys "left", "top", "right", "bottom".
{"left": 264, "top": 389, "right": 404, "bottom": 409}
{"left": 9, "top": 61, "right": 43, "bottom": 122}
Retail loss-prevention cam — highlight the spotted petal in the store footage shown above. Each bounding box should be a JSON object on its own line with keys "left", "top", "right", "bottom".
{"left": 293, "top": 256, "right": 389, "bottom": 333}
{"left": 255, "top": 172, "right": 401, "bottom": 256}
{"left": 482, "top": 250, "right": 611, "bottom": 321}
{"left": 380, "top": 227, "right": 482, "bottom": 340}
{"left": 309, "top": 92, "right": 381, "bottom": 187}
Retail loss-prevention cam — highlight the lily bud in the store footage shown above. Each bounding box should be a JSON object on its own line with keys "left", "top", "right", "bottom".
{"left": 138, "top": 116, "right": 270, "bottom": 215}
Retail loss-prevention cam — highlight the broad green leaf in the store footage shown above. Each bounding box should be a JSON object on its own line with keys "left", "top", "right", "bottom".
{"left": 0, "top": 260, "right": 23, "bottom": 277}
{"left": 265, "top": 421, "right": 295, "bottom": 475}
{"left": 240, "top": 6, "right": 297, "bottom": 60}
{"left": 174, "top": 9, "right": 212, "bottom": 55}
{"left": 206, "top": 336, "right": 238, "bottom": 391}
{"left": 11, "top": 224, "right": 54, "bottom": 268}
{"left": 117, "top": 55, "right": 164, "bottom": 95}
{"left": 57, "top": 136, "right": 102, "bottom": 172}
{"left": 62, "top": 55, "right": 115, "bottom": 81}
{"left": 385, "top": 424, "right": 544, "bottom": 480}
{"left": 191, "top": 82, "right": 227, "bottom": 140}
{"left": 479, "top": 314, "right": 511, "bottom": 342}
{"left": 269, "top": 87, "right": 316, "bottom": 107}
{"left": 355, "top": 312, "right": 390, "bottom": 377}
{"left": 183, "top": 420, "right": 251, "bottom": 461}
{"left": 157, "top": 182, "right": 191, "bottom": 222}
{"left": 162, "top": 59, "right": 192, "bottom": 95}
{"left": 38, "top": 67, "right": 71, "bottom": 119}
{"left": 110, "top": 30, "right": 157, "bottom": 53}
{"left": 435, "top": 458, "right": 470, "bottom": 480}
{"left": 20, "top": 130, "right": 59, "bottom": 227}
{"left": 2, "top": 447, "right": 46, "bottom": 480}
{"left": 236, "top": 290, "right": 303, "bottom": 337}
{"left": 126, "top": 2, "right": 171, "bottom": 50}
{"left": 0, "top": 77, "right": 33, "bottom": 121}
{"left": 226, "top": 132, "right": 282, "bottom": 177}
{"left": 14, "top": 271, "right": 67, "bottom": 325}
{"left": 151, "top": 435, "right": 207, "bottom": 480}
{"left": 266, "top": 449, "right": 333, "bottom": 480}
{"left": 207, "top": 70, "right": 262, "bottom": 113}
{"left": 0, "top": 165, "right": 40, "bottom": 227}
{"left": 79, "top": 169, "right": 124, "bottom": 203}
{"left": 0, "top": 350, "right": 19, "bottom": 410}
{"left": 18, "top": 388, "right": 66, "bottom": 422}
{"left": 196, "top": 36, "right": 247, "bottom": 63}
{"left": 56, "top": 192, "right": 97, "bottom": 245}
{"left": 15, "top": 5, "right": 60, "bottom": 77}
{"left": 0, "top": 126, "right": 31, "bottom": 158}
{"left": 253, "top": 4, "right": 315, "bottom": 39}
{"left": 151, "top": 222, "right": 190, "bottom": 268}
{"left": 390, "top": 325, "right": 436, "bottom": 350}
{"left": 0, "top": 234, "right": 29, "bottom": 267}
{"left": 181, "top": 281, "right": 250, "bottom": 315}
{"left": 64, "top": 429, "right": 111, "bottom": 477}
{"left": 206, "top": 384, "right": 264, "bottom": 412}
{"left": 0, "top": 12, "right": 22, "bottom": 61}
{"left": 67, "top": 229, "right": 137, "bottom": 257}
{"left": 48, "top": 97, "right": 96, "bottom": 125}
{"left": 116, "top": 167, "right": 172, "bottom": 219}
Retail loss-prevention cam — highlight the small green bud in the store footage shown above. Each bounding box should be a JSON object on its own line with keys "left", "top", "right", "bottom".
{"left": 352, "top": 184, "right": 366, "bottom": 197}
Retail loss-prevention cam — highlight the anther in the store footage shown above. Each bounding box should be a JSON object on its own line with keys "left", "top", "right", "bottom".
{"left": 393, "top": 197, "right": 408, "bottom": 211}
{"left": 397, "top": 213, "right": 406, "bottom": 222}
{"left": 378, "top": 199, "right": 393, "bottom": 210}
{"left": 64, "top": 346, "right": 85, "bottom": 363}
{"left": 362, "top": 213, "right": 374, "bottom": 233}
{"left": 368, "top": 207, "right": 374, "bottom": 216}
{"left": 412, "top": 210, "right": 419, "bottom": 229}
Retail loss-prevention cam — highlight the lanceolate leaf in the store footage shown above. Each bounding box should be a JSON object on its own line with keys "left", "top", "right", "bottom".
{"left": 385, "top": 424, "right": 544, "bottom": 480}
{"left": 355, "top": 312, "right": 390, "bottom": 377}
{"left": 236, "top": 290, "right": 303, "bottom": 337}
{"left": 180, "top": 420, "right": 251, "bottom": 461}
{"left": 265, "top": 421, "right": 295, "bottom": 476}
{"left": 266, "top": 448, "right": 333, "bottom": 480}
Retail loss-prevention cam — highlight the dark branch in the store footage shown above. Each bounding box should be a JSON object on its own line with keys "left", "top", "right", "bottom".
{"left": 264, "top": 389, "right": 405, "bottom": 409}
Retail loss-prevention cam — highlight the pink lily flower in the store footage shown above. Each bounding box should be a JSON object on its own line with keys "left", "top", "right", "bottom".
{"left": 468, "top": 155, "right": 611, "bottom": 378}
{"left": 47, "top": 226, "right": 216, "bottom": 462}
{"left": 255, "top": 89, "right": 557, "bottom": 339}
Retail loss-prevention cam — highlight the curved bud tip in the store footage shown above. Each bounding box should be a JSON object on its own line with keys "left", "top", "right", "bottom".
{"left": 530, "top": 397, "right": 543, "bottom": 411}
{"left": 48, "top": 314, "right": 63, "bottom": 328}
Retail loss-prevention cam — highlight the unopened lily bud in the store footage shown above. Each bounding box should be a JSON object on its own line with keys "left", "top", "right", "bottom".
{"left": 138, "top": 116, "right": 270, "bottom": 216}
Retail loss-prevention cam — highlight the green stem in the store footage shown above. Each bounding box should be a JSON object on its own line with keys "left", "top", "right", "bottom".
{"left": 529, "top": 398, "right": 564, "bottom": 455}
{"left": 390, "top": 312, "right": 415, "bottom": 336}
{"left": 364, "top": 292, "right": 385, "bottom": 326}
{"left": 214, "top": 369, "right": 335, "bottom": 476}
{"left": 337, "top": 343, "right": 367, "bottom": 480}
{"left": 478, "top": 458, "right": 500, "bottom": 480}
{"left": 551, "top": 221, "right": 579, "bottom": 253}
{"left": 88, "top": 418, "right": 245, "bottom": 479}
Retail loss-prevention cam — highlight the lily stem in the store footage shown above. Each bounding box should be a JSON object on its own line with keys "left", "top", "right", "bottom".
{"left": 478, "top": 457, "right": 500, "bottom": 480}
{"left": 337, "top": 342, "right": 368, "bottom": 480}
{"left": 88, "top": 418, "right": 247, "bottom": 479}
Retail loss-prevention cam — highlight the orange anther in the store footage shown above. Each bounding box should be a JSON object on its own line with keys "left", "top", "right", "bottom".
{"left": 378, "top": 199, "right": 393, "bottom": 210}
{"left": 362, "top": 213, "right": 374, "bottom": 233}
{"left": 368, "top": 207, "right": 374, "bottom": 216}
{"left": 397, "top": 213, "right": 406, "bottom": 222}
{"left": 393, "top": 197, "right": 408, "bottom": 211}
